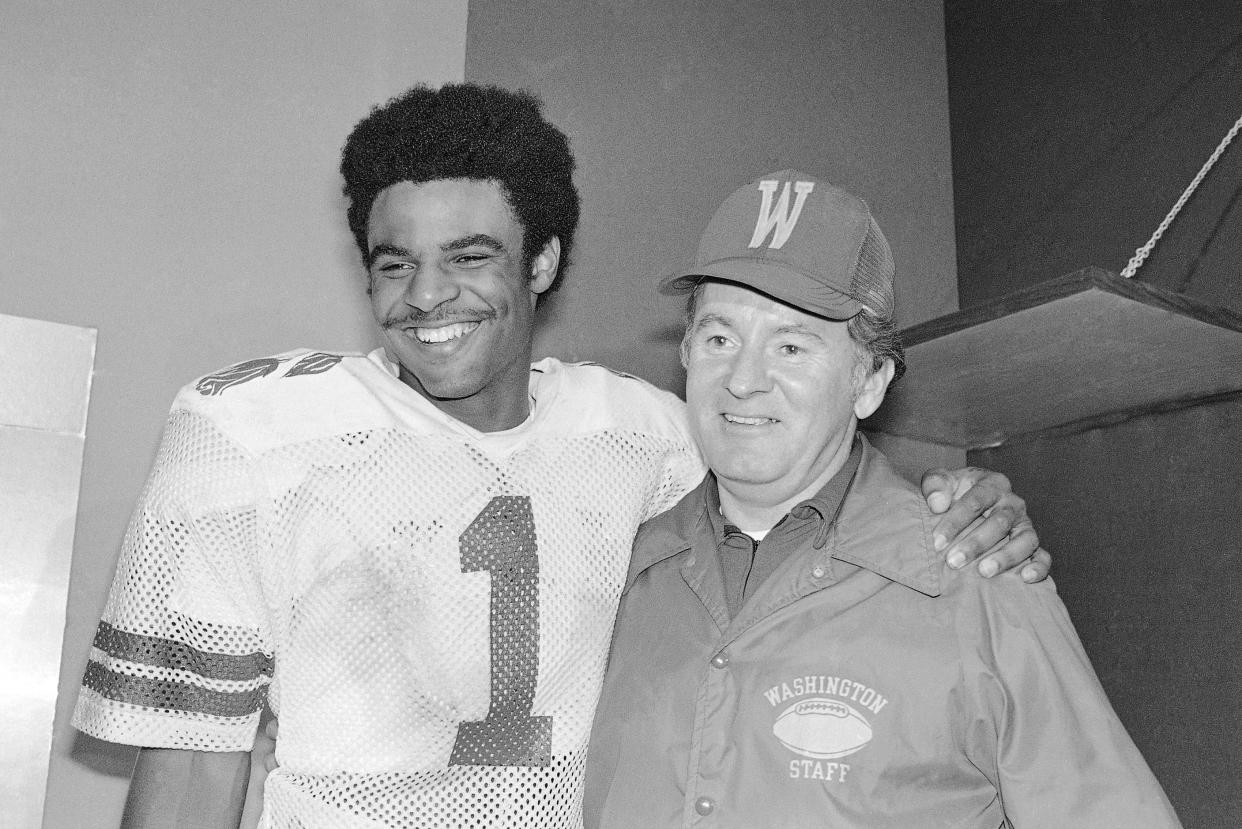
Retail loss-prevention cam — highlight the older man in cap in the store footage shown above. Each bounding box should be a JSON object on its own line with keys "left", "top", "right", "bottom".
{"left": 584, "top": 172, "right": 1181, "bottom": 828}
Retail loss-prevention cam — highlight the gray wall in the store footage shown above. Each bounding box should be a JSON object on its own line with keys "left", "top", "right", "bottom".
{"left": 465, "top": 0, "right": 962, "bottom": 396}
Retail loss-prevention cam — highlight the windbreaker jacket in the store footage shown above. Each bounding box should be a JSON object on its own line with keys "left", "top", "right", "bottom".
{"left": 584, "top": 437, "right": 1181, "bottom": 829}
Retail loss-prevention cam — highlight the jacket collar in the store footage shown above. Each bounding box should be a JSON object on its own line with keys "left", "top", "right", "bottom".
{"left": 826, "top": 436, "right": 941, "bottom": 597}
{"left": 627, "top": 436, "right": 941, "bottom": 597}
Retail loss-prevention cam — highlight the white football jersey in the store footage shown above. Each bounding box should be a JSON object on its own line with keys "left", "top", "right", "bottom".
{"left": 74, "top": 348, "right": 704, "bottom": 828}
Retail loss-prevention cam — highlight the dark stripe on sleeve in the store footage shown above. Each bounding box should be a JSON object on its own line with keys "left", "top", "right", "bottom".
{"left": 82, "top": 660, "right": 266, "bottom": 719}
{"left": 92, "top": 621, "right": 273, "bottom": 682}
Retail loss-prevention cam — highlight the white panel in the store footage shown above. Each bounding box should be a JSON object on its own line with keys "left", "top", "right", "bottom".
{"left": 0, "top": 314, "right": 95, "bottom": 434}
{"left": 0, "top": 316, "right": 95, "bottom": 829}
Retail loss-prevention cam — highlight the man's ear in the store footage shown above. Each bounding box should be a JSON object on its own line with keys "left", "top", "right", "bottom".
{"left": 529, "top": 236, "right": 561, "bottom": 297}
{"left": 854, "top": 358, "right": 896, "bottom": 420}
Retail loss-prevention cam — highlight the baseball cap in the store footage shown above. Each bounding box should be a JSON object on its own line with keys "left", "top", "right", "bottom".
{"left": 661, "top": 170, "right": 894, "bottom": 320}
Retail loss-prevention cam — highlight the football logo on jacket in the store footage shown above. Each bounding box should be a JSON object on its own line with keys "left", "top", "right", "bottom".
{"left": 764, "top": 674, "right": 888, "bottom": 772}
{"left": 772, "top": 697, "right": 872, "bottom": 759}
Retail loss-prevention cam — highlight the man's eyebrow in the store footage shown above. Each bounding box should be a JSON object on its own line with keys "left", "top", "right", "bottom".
{"left": 368, "top": 242, "right": 412, "bottom": 262}
{"left": 443, "top": 234, "right": 506, "bottom": 253}
{"left": 691, "top": 312, "right": 733, "bottom": 332}
{"left": 367, "top": 235, "right": 506, "bottom": 266}
{"left": 772, "top": 323, "right": 825, "bottom": 341}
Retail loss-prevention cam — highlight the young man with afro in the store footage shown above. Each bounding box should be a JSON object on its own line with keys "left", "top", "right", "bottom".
{"left": 73, "top": 84, "right": 1047, "bottom": 828}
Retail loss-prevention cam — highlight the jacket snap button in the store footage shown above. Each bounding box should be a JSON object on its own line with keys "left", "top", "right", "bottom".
{"left": 695, "top": 797, "right": 715, "bottom": 815}
{"left": 710, "top": 653, "right": 729, "bottom": 669}
{"left": 812, "top": 566, "right": 825, "bottom": 578}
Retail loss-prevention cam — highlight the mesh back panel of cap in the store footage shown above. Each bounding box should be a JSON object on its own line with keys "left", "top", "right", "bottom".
{"left": 851, "top": 217, "right": 895, "bottom": 313}
{"left": 846, "top": 218, "right": 905, "bottom": 380}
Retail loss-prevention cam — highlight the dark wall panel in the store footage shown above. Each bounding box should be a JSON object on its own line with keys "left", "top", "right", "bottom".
{"left": 949, "top": 5, "right": 1242, "bottom": 824}
{"left": 972, "top": 400, "right": 1241, "bottom": 826}
{"left": 945, "top": 0, "right": 1242, "bottom": 310}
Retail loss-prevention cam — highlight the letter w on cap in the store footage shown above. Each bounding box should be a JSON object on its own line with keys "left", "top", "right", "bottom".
{"left": 749, "top": 180, "right": 814, "bottom": 250}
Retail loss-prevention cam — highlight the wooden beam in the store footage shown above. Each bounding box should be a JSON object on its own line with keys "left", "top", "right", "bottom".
{"left": 867, "top": 268, "right": 1242, "bottom": 447}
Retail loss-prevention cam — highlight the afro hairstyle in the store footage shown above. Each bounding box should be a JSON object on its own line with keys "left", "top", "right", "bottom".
{"left": 340, "top": 83, "right": 580, "bottom": 281}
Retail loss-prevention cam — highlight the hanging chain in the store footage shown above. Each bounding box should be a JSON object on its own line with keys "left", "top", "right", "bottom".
{"left": 1119, "top": 112, "right": 1242, "bottom": 279}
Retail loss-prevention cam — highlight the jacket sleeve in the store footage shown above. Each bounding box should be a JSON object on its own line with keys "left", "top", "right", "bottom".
{"left": 966, "top": 576, "right": 1183, "bottom": 828}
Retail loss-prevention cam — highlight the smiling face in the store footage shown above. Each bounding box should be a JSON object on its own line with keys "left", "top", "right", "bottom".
{"left": 683, "top": 280, "right": 893, "bottom": 526}
{"left": 367, "top": 178, "right": 559, "bottom": 432}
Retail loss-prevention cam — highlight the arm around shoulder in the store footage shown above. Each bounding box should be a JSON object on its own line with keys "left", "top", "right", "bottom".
{"left": 121, "top": 747, "right": 251, "bottom": 829}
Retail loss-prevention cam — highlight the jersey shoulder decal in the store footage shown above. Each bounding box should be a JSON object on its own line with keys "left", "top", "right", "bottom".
{"left": 195, "top": 351, "right": 345, "bottom": 396}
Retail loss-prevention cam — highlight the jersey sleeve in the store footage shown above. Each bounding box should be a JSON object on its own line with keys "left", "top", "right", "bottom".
{"left": 637, "top": 387, "right": 706, "bottom": 523}
{"left": 73, "top": 393, "right": 273, "bottom": 752}
{"left": 962, "top": 578, "right": 1183, "bottom": 827}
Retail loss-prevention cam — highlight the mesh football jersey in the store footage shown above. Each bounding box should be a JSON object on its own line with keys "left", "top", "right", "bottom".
{"left": 74, "top": 348, "right": 704, "bottom": 828}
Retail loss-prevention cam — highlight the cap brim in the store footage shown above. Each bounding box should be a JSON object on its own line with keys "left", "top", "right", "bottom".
{"left": 660, "top": 258, "right": 861, "bottom": 320}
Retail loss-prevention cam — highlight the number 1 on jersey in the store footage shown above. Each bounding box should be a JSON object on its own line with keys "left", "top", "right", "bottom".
{"left": 449, "top": 495, "right": 553, "bottom": 767}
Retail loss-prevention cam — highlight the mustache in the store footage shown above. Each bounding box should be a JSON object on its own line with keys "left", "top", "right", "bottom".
{"left": 381, "top": 307, "right": 496, "bottom": 329}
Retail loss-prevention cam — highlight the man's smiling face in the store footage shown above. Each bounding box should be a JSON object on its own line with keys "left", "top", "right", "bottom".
{"left": 366, "top": 178, "right": 558, "bottom": 431}
{"left": 683, "top": 280, "right": 889, "bottom": 511}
